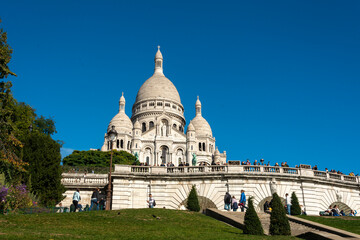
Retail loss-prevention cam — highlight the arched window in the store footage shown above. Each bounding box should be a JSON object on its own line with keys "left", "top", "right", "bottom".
{"left": 116, "top": 139, "right": 120, "bottom": 148}
{"left": 149, "top": 121, "right": 154, "bottom": 129}
{"left": 203, "top": 142, "right": 206, "bottom": 152}
{"left": 127, "top": 141, "right": 130, "bottom": 150}
{"left": 179, "top": 126, "right": 183, "bottom": 132}
{"left": 107, "top": 141, "right": 110, "bottom": 150}
{"left": 142, "top": 122, "right": 146, "bottom": 132}
{"left": 199, "top": 142, "right": 202, "bottom": 151}
{"left": 120, "top": 139, "right": 124, "bottom": 149}
{"left": 173, "top": 124, "right": 177, "bottom": 129}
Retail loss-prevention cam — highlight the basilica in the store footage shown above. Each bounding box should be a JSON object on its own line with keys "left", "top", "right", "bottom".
{"left": 100, "top": 47, "right": 226, "bottom": 166}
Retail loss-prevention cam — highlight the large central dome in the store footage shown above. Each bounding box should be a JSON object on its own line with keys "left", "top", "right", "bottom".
{"left": 135, "top": 47, "right": 181, "bottom": 104}
{"left": 135, "top": 72, "right": 181, "bottom": 103}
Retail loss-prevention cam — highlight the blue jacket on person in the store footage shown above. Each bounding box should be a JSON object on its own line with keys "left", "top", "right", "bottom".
{"left": 240, "top": 192, "right": 246, "bottom": 204}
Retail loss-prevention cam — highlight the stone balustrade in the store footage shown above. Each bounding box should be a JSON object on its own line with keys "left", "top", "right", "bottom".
{"left": 61, "top": 173, "right": 108, "bottom": 187}
{"left": 114, "top": 165, "right": 360, "bottom": 184}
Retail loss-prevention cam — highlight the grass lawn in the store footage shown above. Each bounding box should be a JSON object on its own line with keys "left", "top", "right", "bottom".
{"left": 297, "top": 215, "right": 360, "bottom": 235}
{"left": 0, "top": 208, "right": 299, "bottom": 240}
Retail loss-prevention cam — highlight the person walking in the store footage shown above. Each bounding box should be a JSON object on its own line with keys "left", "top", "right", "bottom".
{"left": 224, "top": 192, "right": 231, "bottom": 211}
{"left": 232, "top": 196, "right": 238, "bottom": 212}
{"left": 147, "top": 194, "right": 155, "bottom": 208}
{"left": 285, "top": 193, "right": 291, "bottom": 215}
{"left": 72, "top": 189, "right": 81, "bottom": 212}
{"left": 90, "top": 188, "right": 100, "bottom": 211}
{"left": 240, "top": 190, "right": 246, "bottom": 212}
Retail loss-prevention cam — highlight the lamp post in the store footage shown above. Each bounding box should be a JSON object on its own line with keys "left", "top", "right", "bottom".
{"left": 106, "top": 125, "right": 117, "bottom": 210}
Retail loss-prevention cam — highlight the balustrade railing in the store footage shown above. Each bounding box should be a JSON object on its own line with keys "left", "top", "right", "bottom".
{"left": 263, "top": 166, "right": 280, "bottom": 173}
{"left": 61, "top": 166, "right": 358, "bottom": 185}
{"left": 329, "top": 173, "right": 342, "bottom": 180}
{"left": 313, "top": 171, "right": 327, "bottom": 178}
{"left": 61, "top": 174, "right": 108, "bottom": 185}
{"left": 343, "top": 175, "right": 356, "bottom": 182}
{"left": 282, "top": 167, "right": 298, "bottom": 174}
{"left": 244, "top": 166, "right": 261, "bottom": 172}
{"left": 131, "top": 166, "right": 150, "bottom": 173}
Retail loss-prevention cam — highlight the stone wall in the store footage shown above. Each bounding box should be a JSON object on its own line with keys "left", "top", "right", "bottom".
{"left": 60, "top": 165, "right": 360, "bottom": 215}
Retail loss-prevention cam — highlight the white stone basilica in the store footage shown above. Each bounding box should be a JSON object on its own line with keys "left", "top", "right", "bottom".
{"left": 101, "top": 47, "right": 226, "bottom": 166}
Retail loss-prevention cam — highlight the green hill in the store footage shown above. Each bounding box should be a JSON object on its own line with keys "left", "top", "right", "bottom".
{"left": 0, "top": 208, "right": 298, "bottom": 239}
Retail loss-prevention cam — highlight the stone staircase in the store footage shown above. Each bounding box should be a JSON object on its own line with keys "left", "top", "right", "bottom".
{"left": 206, "top": 209, "right": 360, "bottom": 240}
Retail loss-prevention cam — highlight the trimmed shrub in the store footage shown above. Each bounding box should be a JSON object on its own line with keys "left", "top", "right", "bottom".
{"left": 243, "top": 197, "right": 264, "bottom": 235}
{"left": 290, "top": 192, "right": 301, "bottom": 215}
{"left": 269, "top": 193, "right": 291, "bottom": 235}
{"left": 187, "top": 185, "right": 200, "bottom": 212}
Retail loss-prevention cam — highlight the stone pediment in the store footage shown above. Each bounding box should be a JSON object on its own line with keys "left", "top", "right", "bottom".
{"left": 141, "top": 127, "right": 157, "bottom": 139}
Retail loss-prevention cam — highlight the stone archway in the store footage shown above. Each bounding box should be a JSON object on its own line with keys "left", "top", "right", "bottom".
{"left": 329, "top": 202, "right": 352, "bottom": 215}
{"left": 257, "top": 196, "right": 286, "bottom": 212}
{"left": 180, "top": 196, "right": 217, "bottom": 212}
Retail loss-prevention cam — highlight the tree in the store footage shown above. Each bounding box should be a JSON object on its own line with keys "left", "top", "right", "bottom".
{"left": 290, "top": 192, "right": 301, "bottom": 215}
{"left": 187, "top": 185, "right": 200, "bottom": 212}
{"left": 63, "top": 150, "right": 136, "bottom": 167}
{"left": 0, "top": 19, "right": 27, "bottom": 180}
{"left": 243, "top": 197, "right": 264, "bottom": 235}
{"left": 22, "top": 131, "right": 65, "bottom": 206}
{"left": 269, "top": 193, "right": 291, "bottom": 236}
{"left": 0, "top": 18, "right": 16, "bottom": 78}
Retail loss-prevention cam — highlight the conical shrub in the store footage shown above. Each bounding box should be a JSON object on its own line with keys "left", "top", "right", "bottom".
{"left": 244, "top": 197, "right": 264, "bottom": 235}
{"left": 187, "top": 185, "right": 200, "bottom": 212}
{"left": 290, "top": 192, "right": 301, "bottom": 215}
{"left": 269, "top": 193, "right": 291, "bottom": 235}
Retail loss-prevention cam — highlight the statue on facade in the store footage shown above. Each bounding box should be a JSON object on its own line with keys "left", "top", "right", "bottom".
{"left": 270, "top": 180, "right": 277, "bottom": 195}
{"left": 192, "top": 153, "right": 197, "bottom": 166}
{"left": 134, "top": 152, "right": 140, "bottom": 165}
{"left": 162, "top": 123, "right": 167, "bottom": 136}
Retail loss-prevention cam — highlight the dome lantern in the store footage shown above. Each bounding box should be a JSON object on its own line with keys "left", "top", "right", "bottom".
{"left": 119, "top": 92, "right": 125, "bottom": 112}
{"left": 195, "top": 96, "right": 202, "bottom": 116}
{"left": 154, "top": 45, "right": 163, "bottom": 74}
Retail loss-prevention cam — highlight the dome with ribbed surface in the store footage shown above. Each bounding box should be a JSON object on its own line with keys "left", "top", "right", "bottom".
{"left": 135, "top": 72, "right": 181, "bottom": 103}
{"left": 187, "top": 122, "right": 195, "bottom": 132}
{"left": 135, "top": 47, "right": 181, "bottom": 104}
{"left": 107, "top": 112, "right": 133, "bottom": 134}
{"left": 190, "top": 115, "right": 212, "bottom": 137}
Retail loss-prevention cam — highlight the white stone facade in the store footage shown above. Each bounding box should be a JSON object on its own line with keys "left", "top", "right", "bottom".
{"left": 100, "top": 47, "right": 226, "bottom": 165}
{"left": 110, "top": 165, "right": 360, "bottom": 215}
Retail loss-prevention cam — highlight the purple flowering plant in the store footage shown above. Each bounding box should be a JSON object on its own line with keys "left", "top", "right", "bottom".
{"left": 0, "top": 184, "right": 32, "bottom": 212}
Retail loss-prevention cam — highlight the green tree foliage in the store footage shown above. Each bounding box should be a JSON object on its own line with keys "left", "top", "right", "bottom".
{"left": 243, "top": 197, "right": 264, "bottom": 235}
{"left": 0, "top": 19, "right": 27, "bottom": 178}
{"left": 186, "top": 185, "right": 200, "bottom": 212}
{"left": 22, "top": 131, "right": 65, "bottom": 206}
{"left": 0, "top": 19, "right": 16, "bottom": 78}
{"left": 34, "top": 115, "right": 57, "bottom": 135}
{"left": 63, "top": 150, "right": 136, "bottom": 167}
{"left": 290, "top": 192, "right": 301, "bottom": 215}
{"left": 269, "top": 193, "right": 291, "bottom": 236}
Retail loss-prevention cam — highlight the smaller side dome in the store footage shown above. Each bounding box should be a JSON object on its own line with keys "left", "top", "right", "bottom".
{"left": 107, "top": 112, "right": 133, "bottom": 134}
{"left": 133, "top": 118, "right": 141, "bottom": 129}
{"left": 187, "top": 122, "right": 195, "bottom": 132}
{"left": 107, "top": 92, "right": 132, "bottom": 134}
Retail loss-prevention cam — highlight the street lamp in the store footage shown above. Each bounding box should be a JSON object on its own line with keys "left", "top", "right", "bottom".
{"left": 106, "top": 125, "right": 117, "bottom": 210}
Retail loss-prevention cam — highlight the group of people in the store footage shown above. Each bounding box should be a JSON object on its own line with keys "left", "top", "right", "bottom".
{"left": 224, "top": 190, "right": 247, "bottom": 212}
{"left": 70, "top": 188, "right": 106, "bottom": 212}
{"left": 322, "top": 205, "right": 357, "bottom": 216}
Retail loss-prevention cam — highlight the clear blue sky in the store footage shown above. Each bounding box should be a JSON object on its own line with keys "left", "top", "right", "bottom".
{"left": 1, "top": 1, "right": 359, "bottom": 174}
